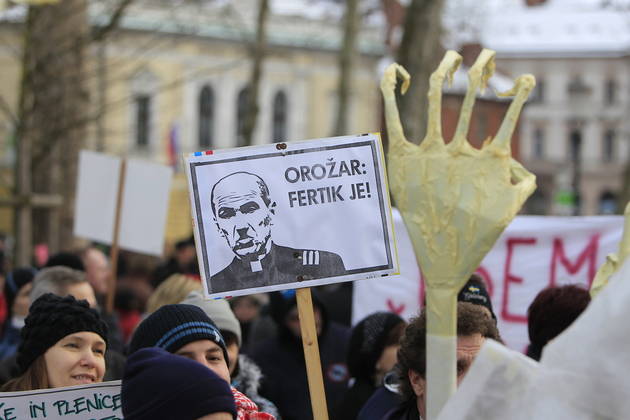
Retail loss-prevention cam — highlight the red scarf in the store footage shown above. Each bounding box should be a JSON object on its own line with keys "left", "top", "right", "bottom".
{"left": 232, "top": 387, "right": 276, "bottom": 420}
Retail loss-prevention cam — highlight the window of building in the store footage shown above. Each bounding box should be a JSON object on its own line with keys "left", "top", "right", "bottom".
{"left": 533, "top": 127, "right": 545, "bottom": 159}
{"left": 236, "top": 86, "right": 250, "bottom": 147}
{"left": 567, "top": 76, "right": 590, "bottom": 97}
{"left": 525, "top": 189, "right": 548, "bottom": 215}
{"left": 134, "top": 94, "right": 151, "bottom": 148}
{"left": 475, "top": 112, "right": 487, "bottom": 144}
{"left": 599, "top": 191, "right": 618, "bottom": 214}
{"left": 569, "top": 130, "right": 582, "bottom": 162}
{"left": 605, "top": 79, "right": 617, "bottom": 106}
{"left": 130, "top": 68, "right": 157, "bottom": 151}
{"left": 603, "top": 129, "right": 615, "bottom": 163}
{"left": 272, "top": 90, "right": 288, "bottom": 142}
{"left": 530, "top": 78, "right": 545, "bottom": 103}
{"left": 198, "top": 85, "right": 214, "bottom": 149}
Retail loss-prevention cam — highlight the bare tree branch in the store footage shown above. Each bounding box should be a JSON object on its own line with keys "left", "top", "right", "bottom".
{"left": 91, "top": 0, "right": 133, "bottom": 42}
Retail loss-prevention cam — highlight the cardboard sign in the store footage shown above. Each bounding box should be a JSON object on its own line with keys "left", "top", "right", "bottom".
{"left": 74, "top": 150, "right": 173, "bottom": 256}
{"left": 353, "top": 211, "right": 623, "bottom": 352}
{"left": 185, "top": 133, "right": 397, "bottom": 298}
{"left": 0, "top": 381, "right": 121, "bottom": 420}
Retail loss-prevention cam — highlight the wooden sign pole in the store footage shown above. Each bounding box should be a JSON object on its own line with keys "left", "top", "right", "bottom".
{"left": 296, "top": 287, "right": 329, "bottom": 420}
{"left": 105, "top": 158, "right": 126, "bottom": 314}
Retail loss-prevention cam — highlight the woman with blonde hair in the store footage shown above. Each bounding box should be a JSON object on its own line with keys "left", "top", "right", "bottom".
{"left": 145, "top": 274, "right": 201, "bottom": 314}
{"left": 1, "top": 293, "right": 109, "bottom": 392}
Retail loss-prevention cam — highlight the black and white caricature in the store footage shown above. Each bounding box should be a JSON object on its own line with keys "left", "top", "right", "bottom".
{"left": 209, "top": 171, "right": 346, "bottom": 292}
{"left": 186, "top": 134, "right": 397, "bottom": 298}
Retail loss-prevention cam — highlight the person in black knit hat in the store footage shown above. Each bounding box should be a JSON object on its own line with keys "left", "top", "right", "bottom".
{"left": 122, "top": 347, "right": 237, "bottom": 420}
{"left": 128, "top": 303, "right": 230, "bottom": 382}
{"left": 1, "top": 293, "right": 109, "bottom": 391}
{"left": 129, "top": 304, "right": 276, "bottom": 419}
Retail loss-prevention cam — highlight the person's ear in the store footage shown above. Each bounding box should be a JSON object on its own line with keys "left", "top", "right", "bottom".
{"left": 269, "top": 200, "right": 277, "bottom": 216}
{"left": 408, "top": 369, "right": 425, "bottom": 398}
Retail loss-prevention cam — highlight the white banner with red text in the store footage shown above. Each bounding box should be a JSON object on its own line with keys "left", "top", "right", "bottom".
{"left": 352, "top": 210, "right": 623, "bottom": 352}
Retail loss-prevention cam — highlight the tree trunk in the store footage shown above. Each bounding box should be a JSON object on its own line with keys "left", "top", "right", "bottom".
{"left": 9, "top": 0, "right": 132, "bottom": 264}
{"left": 395, "top": 0, "right": 445, "bottom": 144}
{"left": 332, "top": 0, "right": 360, "bottom": 136}
{"left": 16, "top": 0, "right": 89, "bottom": 260}
{"left": 241, "top": 0, "right": 269, "bottom": 146}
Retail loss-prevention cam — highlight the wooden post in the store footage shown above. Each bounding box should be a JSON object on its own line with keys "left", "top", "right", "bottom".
{"left": 106, "top": 158, "right": 126, "bottom": 314}
{"left": 296, "top": 287, "right": 329, "bottom": 420}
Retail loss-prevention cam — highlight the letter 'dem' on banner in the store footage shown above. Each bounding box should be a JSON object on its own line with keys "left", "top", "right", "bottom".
{"left": 185, "top": 133, "right": 398, "bottom": 298}
{"left": 0, "top": 381, "right": 121, "bottom": 420}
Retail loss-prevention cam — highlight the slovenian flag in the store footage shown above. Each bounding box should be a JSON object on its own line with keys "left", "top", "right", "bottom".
{"left": 167, "top": 122, "right": 179, "bottom": 171}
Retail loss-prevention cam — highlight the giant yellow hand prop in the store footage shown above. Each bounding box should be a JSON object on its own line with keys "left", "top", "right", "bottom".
{"left": 591, "top": 203, "right": 630, "bottom": 298}
{"left": 381, "top": 49, "right": 536, "bottom": 419}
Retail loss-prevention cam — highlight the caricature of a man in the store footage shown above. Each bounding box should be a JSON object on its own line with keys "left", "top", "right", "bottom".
{"left": 209, "top": 171, "right": 346, "bottom": 292}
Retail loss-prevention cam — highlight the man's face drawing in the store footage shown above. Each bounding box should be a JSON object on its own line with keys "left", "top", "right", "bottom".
{"left": 212, "top": 173, "right": 274, "bottom": 259}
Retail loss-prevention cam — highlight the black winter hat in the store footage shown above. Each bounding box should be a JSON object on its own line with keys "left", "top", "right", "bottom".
{"left": 17, "top": 293, "right": 109, "bottom": 373}
{"left": 347, "top": 312, "right": 405, "bottom": 381}
{"left": 44, "top": 252, "right": 85, "bottom": 271}
{"left": 128, "top": 304, "right": 229, "bottom": 365}
{"left": 457, "top": 274, "right": 496, "bottom": 320}
{"left": 122, "top": 347, "right": 237, "bottom": 420}
{"left": 4, "top": 267, "right": 36, "bottom": 314}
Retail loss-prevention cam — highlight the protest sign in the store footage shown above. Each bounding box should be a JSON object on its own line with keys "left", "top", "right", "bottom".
{"left": 353, "top": 211, "right": 624, "bottom": 352}
{"left": 437, "top": 258, "right": 630, "bottom": 420}
{"left": 185, "top": 133, "right": 397, "bottom": 298}
{"left": 0, "top": 381, "right": 121, "bottom": 420}
{"left": 74, "top": 150, "right": 173, "bottom": 257}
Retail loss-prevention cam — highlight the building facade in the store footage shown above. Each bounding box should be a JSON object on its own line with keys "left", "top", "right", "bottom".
{"left": 0, "top": 0, "right": 386, "bottom": 244}
{"left": 482, "top": 0, "right": 630, "bottom": 215}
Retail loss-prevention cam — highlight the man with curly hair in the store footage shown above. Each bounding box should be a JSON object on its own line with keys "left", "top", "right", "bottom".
{"left": 384, "top": 302, "right": 501, "bottom": 420}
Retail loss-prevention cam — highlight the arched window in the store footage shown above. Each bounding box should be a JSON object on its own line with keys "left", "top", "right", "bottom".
{"left": 236, "top": 86, "right": 250, "bottom": 147}
{"left": 134, "top": 95, "right": 150, "bottom": 148}
{"left": 599, "top": 191, "right": 617, "bottom": 214}
{"left": 272, "top": 91, "right": 288, "bottom": 142}
{"left": 198, "top": 85, "right": 214, "bottom": 149}
{"left": 130, "top": 68, "right": 158, "bottom": 151}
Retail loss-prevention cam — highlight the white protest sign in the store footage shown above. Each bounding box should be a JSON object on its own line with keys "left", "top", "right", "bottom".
{"left": 74, "top": 150, "right": 173, "bottom": 256}
{"left": 0, "top": 381, "right": 121, "bottom": 420}
{"left": 437, "top": 259, "right": 630, "bottom": 420}
{"left": 353, "top": 212, "right": 623, "bottom": 352}
{"left": 185, "top": 133, "right": 398, "bottom": 298}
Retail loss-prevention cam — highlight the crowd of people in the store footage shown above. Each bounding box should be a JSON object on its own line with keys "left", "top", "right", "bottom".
{"left": 0, "top": 242, "right": 592, "bottom": 420}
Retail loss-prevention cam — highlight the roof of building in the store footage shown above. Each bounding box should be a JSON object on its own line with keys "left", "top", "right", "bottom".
{"left": 480, "top": 0, "right": 630, "bottom": 57}
{"left": 0, "top": 0, "right": 386, "bottom": 55}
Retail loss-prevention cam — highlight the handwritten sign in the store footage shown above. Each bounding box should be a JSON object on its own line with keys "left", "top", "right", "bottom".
{"left": 185, "top": 133, "right": 398, "bottom": 298}
{"left": 0, "top": 381, "right": 121, "bottom": 420}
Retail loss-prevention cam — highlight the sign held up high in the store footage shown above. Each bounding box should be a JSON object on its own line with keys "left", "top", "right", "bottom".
{"left": 74, "top": 150, "right": 173, "bottom": 257}
{"left": 185, "top": 133, "right": 398, "bottom": 298}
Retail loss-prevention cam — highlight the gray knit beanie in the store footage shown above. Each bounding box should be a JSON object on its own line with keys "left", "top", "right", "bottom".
{"left": 181, "top": 291, "right": 242, "bottom": 347}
